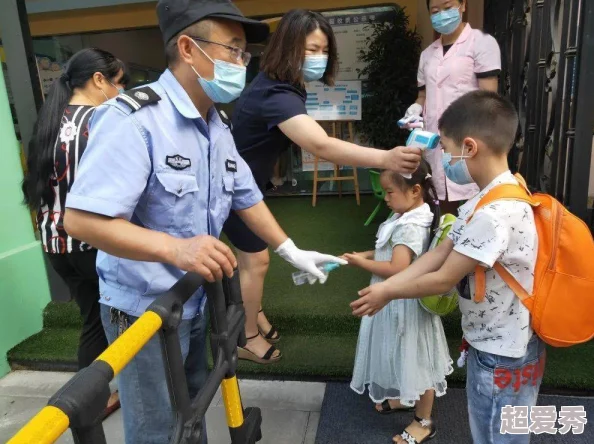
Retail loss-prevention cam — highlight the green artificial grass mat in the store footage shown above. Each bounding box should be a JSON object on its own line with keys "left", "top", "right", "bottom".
{"left": 8, "top": 196, "right": 594, "bottom": 391}
{"left": 9, "top": 327, "right": 594, "bottom": 391}
{"left": 9, "top": 328, "right": 79, "bottom": 365}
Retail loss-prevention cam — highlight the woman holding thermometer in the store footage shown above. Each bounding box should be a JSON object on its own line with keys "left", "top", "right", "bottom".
{"left": 404, "top": 0, "right": 501, "bottom": 214}
{"left": 223, "top": 9, "right": 423, "bottom": 364}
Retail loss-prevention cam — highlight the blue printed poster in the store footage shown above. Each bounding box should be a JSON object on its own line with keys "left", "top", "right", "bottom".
{"left": 305, "top": 81, "right": 362, "bottom": 121}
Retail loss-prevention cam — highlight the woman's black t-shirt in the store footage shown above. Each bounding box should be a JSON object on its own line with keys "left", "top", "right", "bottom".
{"left": 231, "top": 72, "right": 307, "bottom": 189}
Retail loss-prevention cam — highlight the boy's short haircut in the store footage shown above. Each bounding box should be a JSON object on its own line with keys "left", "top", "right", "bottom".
{"left": 438, "top": 90, "right": 519, "bottom": 155}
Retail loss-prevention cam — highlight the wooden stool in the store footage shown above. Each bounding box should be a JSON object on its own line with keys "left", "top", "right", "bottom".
{"left": 312, "top": 121, "right": 360, "bottom": 207}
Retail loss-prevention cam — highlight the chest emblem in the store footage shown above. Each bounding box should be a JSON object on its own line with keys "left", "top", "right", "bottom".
{"left": 166, "top": 155, "right": 191, "bottom": 170}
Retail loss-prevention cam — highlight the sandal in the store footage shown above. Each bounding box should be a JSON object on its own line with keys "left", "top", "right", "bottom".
{"left": 377, "top": 400, "right": 415, "bottom": 415}
{"left": 393, "top": 416, "right": 436, "bottom": 444}
{"left": 237, "top": 333, "right": 281, "bottom": 364}
{"left": 258, "top": 309, "right": 280, "bottom": 344}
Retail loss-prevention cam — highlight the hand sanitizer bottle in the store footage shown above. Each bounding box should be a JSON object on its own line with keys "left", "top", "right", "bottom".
{"left": 292, "top": 263, "right": 341, "bottom": 286}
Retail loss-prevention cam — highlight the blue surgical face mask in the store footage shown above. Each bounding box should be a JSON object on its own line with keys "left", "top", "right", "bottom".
{"left": 302, "top": 55, "right": 328, "bottom": 83}
{"left": 431, "top": 7, "right": 462, "bottom": 35}
{"left": 191, "top": 40, "right": 246, "bottom": 103}
{"left": 442, "top": 148, "right": 474, "bottom": 185}
{"left": 109, "top": 81, "right": 124, "bottom": 95}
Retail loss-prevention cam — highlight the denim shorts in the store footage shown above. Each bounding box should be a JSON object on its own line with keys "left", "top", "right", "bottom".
{"left": 466, "top": 335, "right": 546, "bottom": 444}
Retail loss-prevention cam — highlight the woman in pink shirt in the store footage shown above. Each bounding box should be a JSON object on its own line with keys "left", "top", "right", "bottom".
{"left": 404, "top": 0, "right": 501, "bottom": 215}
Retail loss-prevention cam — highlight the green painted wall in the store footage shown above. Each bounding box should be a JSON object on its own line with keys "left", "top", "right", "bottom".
{"left": 0, "top": 62, "right": 50, "bottom": 376}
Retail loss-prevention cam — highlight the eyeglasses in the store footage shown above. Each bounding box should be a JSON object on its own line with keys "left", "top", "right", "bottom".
{"left": 189, "top": 37, "right": 252, "bottom": 66}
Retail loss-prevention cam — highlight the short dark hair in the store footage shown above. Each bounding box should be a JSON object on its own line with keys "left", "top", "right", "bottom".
{"left": 165, "top": 20, "right": 212, "bottom": 66}
{"left": 438, "top": 90, "right": 519, "bottom": 154}
{"left": 260, "top": 9, "right": 338, "bottom": 87}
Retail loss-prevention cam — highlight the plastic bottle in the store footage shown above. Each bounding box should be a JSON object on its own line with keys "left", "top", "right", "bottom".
{"left": 292, "top": 263, "right": 341, "bottom": 286}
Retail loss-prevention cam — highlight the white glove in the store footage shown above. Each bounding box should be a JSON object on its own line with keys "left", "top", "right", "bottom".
{"left": 275, "top": 239, "right": 347, "bottom": 283}
{"left": 404, "top": 103, "right": 423, "bottom": 119}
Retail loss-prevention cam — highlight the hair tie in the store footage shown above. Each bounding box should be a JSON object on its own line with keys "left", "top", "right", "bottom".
{"left": 425, "top": 173, "right": 432, "bottom": 180}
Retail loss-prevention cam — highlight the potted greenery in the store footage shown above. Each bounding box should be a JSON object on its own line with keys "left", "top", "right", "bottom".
{"left": 356, "top": 7, "right": 422, "bottom": 148}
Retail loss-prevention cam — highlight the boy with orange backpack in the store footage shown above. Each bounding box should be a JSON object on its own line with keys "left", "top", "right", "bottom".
{"left": 350, "top": 90, "right": 594, "bottom": 444}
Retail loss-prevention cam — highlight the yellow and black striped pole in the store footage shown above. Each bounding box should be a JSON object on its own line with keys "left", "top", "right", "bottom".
{"left": 9, "top": 271, "right": 262, "bottom": 444}
{"left": 8, "top": 311, "right": 164, "bottom": 444}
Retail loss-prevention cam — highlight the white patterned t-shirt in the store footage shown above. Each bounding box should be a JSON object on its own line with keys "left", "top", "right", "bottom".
{"left": 448, "top": 171, "right": 538, "bottom": 358}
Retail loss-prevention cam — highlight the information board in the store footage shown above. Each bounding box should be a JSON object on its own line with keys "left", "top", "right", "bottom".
{"left": 322, "top": 6, "right": 398, "bottom": 81}
{"left": 305, "top": 80, "right": 362, "bottom": 121}
{"left": 301, "top": 149, "right": 335, "bottom": 172}
{"left": 36, "top": 56, "right": 64, "bottom": 96}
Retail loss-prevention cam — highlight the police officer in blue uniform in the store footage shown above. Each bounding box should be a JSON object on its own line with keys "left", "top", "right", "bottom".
{"left": 64, "top": 1, "right": 345, "bottom": 443}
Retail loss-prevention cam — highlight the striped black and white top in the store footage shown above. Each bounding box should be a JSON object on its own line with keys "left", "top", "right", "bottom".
{"left": 38, "top": 105, "right": 95, "bottom": 254}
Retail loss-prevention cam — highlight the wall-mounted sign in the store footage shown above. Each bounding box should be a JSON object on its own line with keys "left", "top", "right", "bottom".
{"left": 322, "top": 6, "right": 398, "bottom": 81}
{"left": 36, "top": 56, "right": 64, "bottom": 96}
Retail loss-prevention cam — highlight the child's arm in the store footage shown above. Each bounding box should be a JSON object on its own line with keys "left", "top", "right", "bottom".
{"left": 351, "top": 239, "right": 464, "bottom": 316}
{"left": 339, "top": 250, "right": 374, "bottom": 262}
{"left": 344, "top": 245, "right": 413, "bottom": 279}
{"left": 379, "top": 237, "right": 454, "bottom": 285}
{"left": 351, "top": 247, "right": 478, "bottom": 317}
{"left": 353, "top": 250, "right": 375, "bottom": 260}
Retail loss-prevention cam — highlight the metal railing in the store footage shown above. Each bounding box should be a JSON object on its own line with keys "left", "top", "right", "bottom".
{"left": 8, "top": 271, "right": 262, "bottom": 444}
{"left": 484, "top": 0, "right": 594, "bottom": 229}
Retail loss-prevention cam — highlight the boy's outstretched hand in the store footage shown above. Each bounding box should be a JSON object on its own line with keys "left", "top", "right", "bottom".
{"left": 351, "top": 282, "right": 391, "bottom": 317}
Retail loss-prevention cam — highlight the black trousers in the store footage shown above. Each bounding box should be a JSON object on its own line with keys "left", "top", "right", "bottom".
{"left": 47, "top": 249, "right": 108, "bottom": 369}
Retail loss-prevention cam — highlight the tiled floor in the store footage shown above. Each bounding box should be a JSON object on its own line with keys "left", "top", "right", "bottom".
{"left": 0, "top": 371, "right": 325, "bottom": 444}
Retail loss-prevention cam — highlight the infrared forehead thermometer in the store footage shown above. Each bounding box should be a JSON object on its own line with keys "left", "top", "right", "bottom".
{"left": 398, "top": 115, "right": 424, "bottom": 129}
{"left": 400, "top": 130, "right": 441, "bottom": 178}
{"left": 406, "top": 129, "right": 441, "bottom": 150}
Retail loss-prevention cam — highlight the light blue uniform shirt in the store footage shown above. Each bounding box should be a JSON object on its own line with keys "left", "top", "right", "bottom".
{"left": 67, "top": 69, "right": 263, "bottom": 319}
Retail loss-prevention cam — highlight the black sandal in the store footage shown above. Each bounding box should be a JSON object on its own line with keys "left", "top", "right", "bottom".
{"left": 258, "top": 309, "right": 280, "bottom": 344}
{"left": 237, "top": 333, "right": 281, "bottom": 364}
{"left": 393, "top": 416, "right": 436, "bottom": 444}
{"left": 377, "top": 400, "right": 415, "bottom": 415}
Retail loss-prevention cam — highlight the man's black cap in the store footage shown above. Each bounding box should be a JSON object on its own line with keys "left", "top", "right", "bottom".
{"left": 157, "top": 0, "right": 270, "bottom": 45}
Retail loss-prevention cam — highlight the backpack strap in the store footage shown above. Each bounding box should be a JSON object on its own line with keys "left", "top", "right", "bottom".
{"left": 474, "top": 263, "right": 533, "bottom": 303}
{"left": 468, "top": 185, "right": 536, "bottom": 224}
{"left": 471, "top": 174, "right": 537, "bottom": 303}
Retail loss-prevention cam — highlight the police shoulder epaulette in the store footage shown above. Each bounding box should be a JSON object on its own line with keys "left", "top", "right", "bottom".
{"left": 216, "top": 108, "right": 233, "bottom": 131}
{"left": 116, "top": 86, "right": 161, "bottom": 112}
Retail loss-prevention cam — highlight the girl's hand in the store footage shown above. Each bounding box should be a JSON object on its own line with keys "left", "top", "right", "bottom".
{"left": 344, "top": 252, "right": 366, "bottom": 267}
{"left": 359, "top": 251, "right": 375, "bottom": 260}
{"left": 350, "top": 282, "right": 392, "bottom": 317}
{"left": 344, "top": 251, "right": 373, "bottom": 261}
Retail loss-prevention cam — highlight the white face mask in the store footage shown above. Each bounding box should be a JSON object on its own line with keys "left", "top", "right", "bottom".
{"left": 190, "top": 40, "right": 246, "bottom": 104}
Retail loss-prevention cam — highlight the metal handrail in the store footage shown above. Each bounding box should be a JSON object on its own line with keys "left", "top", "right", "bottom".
{"left": 8, "top": 270, "right": 261, "bottom": 444}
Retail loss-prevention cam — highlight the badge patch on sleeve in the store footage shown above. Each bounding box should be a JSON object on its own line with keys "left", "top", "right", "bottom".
{"left": 225, "top": 159, "right": 237, "bottom": 172}
{"left": 166, "top": 155, "right": 191, "bottom": 170}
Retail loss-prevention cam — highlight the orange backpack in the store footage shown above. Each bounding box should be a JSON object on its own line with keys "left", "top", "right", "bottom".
{"left": 470, "top": 174, "right": 594, "bottom": 348}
